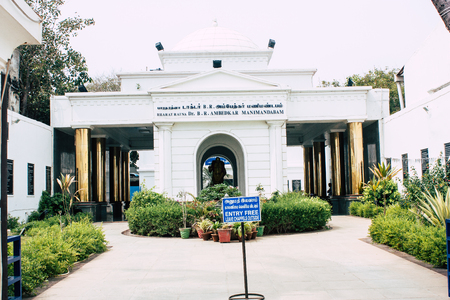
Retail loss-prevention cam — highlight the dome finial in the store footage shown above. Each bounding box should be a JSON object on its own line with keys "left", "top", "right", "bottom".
{"left": 212, "top": 19, "right": 218, "bottom": 27}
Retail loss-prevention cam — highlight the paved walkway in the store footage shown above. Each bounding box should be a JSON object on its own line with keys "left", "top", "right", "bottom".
{"left": 32, "top": 216, "right": 447, "bottom": 300}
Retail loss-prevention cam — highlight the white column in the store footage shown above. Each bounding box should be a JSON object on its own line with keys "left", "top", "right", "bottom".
{"left": 267, "top": 121, "right": 285, "bottom": 193}
{"left": 155, "top": 123, "right": 173, "bottom": 197}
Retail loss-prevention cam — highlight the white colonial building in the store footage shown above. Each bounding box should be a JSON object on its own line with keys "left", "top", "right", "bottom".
{"left": 51, "top": 22, "right": 389, "bottom": 219}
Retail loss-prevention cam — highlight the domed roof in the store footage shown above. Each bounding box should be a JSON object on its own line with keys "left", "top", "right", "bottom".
{"left": 172, "top": 21, "right": 259, "bottom": 52}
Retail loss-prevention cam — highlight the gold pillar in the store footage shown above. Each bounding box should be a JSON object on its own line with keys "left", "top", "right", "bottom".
{"left": 303, "top": 146, "right": 314, "bottom": 195}
{"left": 92, "top": 138, "right": 106, "bottom": 202}
{"left": 75, "top": 128, "right": 91, "bottom": 202}
{"left": 330, "top": 132, "right": 346, "bottom": 196}
{"left": 313, "top": 141, "right": 326, "bottom": 197}
{"left": 122, "top": 151, "right": 130, "bottom": 203}
{"left": 348, "top": 122, "right": 364, "bottom": 194}
{"left": 109, "top": 147, "right": 122, "bottom": 202}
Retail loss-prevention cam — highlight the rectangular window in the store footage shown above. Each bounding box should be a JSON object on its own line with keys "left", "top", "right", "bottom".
{"left": 402, "top": 154, "right": 408, "bottom": 179}
{"left": 445, "top": 142, "right": 450, "bottom": 175}
{"left": 46, "top": 166, "right": 52, "bottom": 193}
{"left": 385, "top": 157, "right": 392, "bottom": 167}
{"left": 421, "top": 148, "right": 429, "bottom": 175}
{"left": 27, "top": 163, "right": 34, "bottom": 195}
{"left": 7, "top": 160, "right": 13, "bottom": 195}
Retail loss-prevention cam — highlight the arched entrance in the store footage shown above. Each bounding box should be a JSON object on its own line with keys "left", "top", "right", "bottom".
{"left": 196, "top": 134, "right": 246, "bottom": 195}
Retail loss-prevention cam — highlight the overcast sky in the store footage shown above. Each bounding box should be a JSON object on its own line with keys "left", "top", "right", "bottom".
{"left": 61, "top": 0, "right": 442, "bottom": 86}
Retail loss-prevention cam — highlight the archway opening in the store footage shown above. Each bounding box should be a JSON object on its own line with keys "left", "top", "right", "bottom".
{"left": 196, "top": 134, "right": 246, "bottom": 195}
{"left": 201, "top": 147, "right": 237, "bottom": 189}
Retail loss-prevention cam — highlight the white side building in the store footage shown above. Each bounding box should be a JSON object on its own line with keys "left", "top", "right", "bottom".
{"left": 1, "top": 0, "right": 44, "bottom": 221}
{"left": 384, "top": 22, "right": 450, "bottom": 180}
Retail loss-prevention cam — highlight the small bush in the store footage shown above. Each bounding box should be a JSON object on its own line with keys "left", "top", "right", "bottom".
{"left": 7, "top": 214, "right": 21, "bottom": 233}
{"left": 369, "top": 207, "right": 446, "bottom": 267}
{"left": 130, "top": 186, "right": 167, "bottom": 208}
{"left": 20, "top": 219, "right": 107, "bottom": 295}
{"left": 349, "top": 202, "right": 382, "bottom": 218}
{"left": 26, "top": 211, "right": 41, "bottom": 223}
{"left": 403, "top": 157, "right": 449, "bottom": 207}
{"left": 38, "top": 191, "right": 67, "bottom": 217}
{"left": 197, "top": 184, "right": 242, "bottom": 203}
{"left": 360, "top": 179, "right": 401, "bottom": 207}
{"left": 261, "top": 192, "right": 331, "bottom": 234}
{"left": 126, "top": 201, "right": 193, "bottom": 237}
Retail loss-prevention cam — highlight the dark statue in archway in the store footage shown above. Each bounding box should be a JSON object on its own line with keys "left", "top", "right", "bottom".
{"left": 209, "top": 157, "right": 227, "bottom": 185}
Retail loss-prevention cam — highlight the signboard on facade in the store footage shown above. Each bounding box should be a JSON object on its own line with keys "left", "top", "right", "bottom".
{"left": 222, "top": 196, "right": 261, "bottom": 223}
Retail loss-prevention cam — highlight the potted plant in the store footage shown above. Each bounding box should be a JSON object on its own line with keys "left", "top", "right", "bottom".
{"left": 251, "top": 222, "right": 257, "bottom": 239}
{"left": 178, "top": 191, "right": 191, "bottom": 239}
{"left": 198, "top": 219, "right": 213, "bottom": 241}
{"left": 210, "top": 221, "right": 221, "bottom": 242}
{"left": 217, "top": 223, "right": 232, "bottom": 243}
{"left": 237, "top": 222, "right": 252, "bottom": 241}
{"left": 256, "top": 222, "right": 265, "bottom": 237}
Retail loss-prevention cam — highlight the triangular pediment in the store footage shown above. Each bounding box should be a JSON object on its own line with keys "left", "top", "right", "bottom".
{"left": 153, "top": 69, "right": 281, "bottom": 91}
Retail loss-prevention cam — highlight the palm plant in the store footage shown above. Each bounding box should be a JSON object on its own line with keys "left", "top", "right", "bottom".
{"left": 414, "top": 188, "right": 450, "bottom": 227}
{"left": 56, "top": 173, "right": 81, "bottom": 225}
{"left": 369, "top": 163, "right": 401, "bottom": 215}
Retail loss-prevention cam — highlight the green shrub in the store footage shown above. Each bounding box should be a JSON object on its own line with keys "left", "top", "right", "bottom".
{"left": 20, "top": 219, "right": 107, "bottom": 295}
{"left": 261, "top": 192, "right": 331, "bottom": 234}
{"left": 26, "top": 211, "right": 41, "bottom": 222}
{"left": 126, "top": 201, "right": 193, "bottom": 237}
{"left": 369, "top": 207, "right": 446, "bottom": 267}
{"left": 349, "top": 202, "right": 382, "bottom": 218}
{"left": 38, "top": 191, "right": 68, "bottom": 217}
{"left": 197, "top": 184, "right": 242, "bottom": 203}
{"left": 62, "top": 219, "right": 107, "bottom": 260}
{"left": 360, "top": 179, "right": 401, "bottom": 207}
{"left": 130, "top": 186, "right": 167, "bottom": 208}
{"left": 7, "top": 214, "right": 21, "bottom": 233}
{"left": 349, "top": 201, "right": 362, "bottom": 216}
{"left": 403, "top": 157, "right": 449, "bottom": 207}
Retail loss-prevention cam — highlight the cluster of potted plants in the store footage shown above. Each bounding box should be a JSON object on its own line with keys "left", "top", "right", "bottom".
{"left": 191, "top": 219, "right": 264, "bottom": 243}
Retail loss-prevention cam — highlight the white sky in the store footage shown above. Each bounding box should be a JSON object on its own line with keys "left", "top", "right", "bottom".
{"left": 61, "top": 0, "right": 442, "bottom": 86}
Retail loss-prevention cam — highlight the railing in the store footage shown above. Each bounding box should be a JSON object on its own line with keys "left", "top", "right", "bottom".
{"left": 7, "top": 235, "right": 21, "bottom": 300}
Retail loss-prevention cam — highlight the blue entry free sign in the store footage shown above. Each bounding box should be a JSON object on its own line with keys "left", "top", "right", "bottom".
{"left": 222, "top": 196, "right": 261, "bottom": 223}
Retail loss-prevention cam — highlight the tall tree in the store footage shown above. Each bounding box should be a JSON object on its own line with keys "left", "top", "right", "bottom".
{"left": 348, "top": 67, "right": 402, "bottom": 114}
{"left": 86, "top": 73, "right": 121, "bottom": 92}
{"left": 319, "top": 68, "right": 402, "bottom": 114}
{"left": 18, "top": 0, "right": 94, "bottom": 124}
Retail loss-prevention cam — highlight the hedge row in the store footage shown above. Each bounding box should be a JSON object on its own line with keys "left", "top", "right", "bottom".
{"left": 261, "top": 194, "right": 332, "bottom": 234}
{"left": 369, "top": 209, "right": 446, "bottom": 267}
{"left": 126, "top": 202, "right": 188, "bottom": 237}
{"left": 349, "top": 201, "right": 383, "bottom": 218}
{"left": 18, "top": 218, "right": 107, "bottom": 295}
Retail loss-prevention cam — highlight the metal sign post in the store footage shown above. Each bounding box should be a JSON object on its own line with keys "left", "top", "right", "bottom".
{"left": 223, "top": 196, "right": 265, "bottom": 300}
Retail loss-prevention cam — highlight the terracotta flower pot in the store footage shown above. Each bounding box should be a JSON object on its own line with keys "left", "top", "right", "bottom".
{"left": 251, "top": 231, "right": 257, "bottom": 239}
{"left": 197, "top": 229, "right": 203, "bottom": 238}
{"left": 217, "top": 228, "right": 232, "bottom": 243}
{"left": 246, "top": 232, "right": 252, "bottom": 240}
{"left": 201, "top": 231, "right": 212, "bottom": 241}
{"left": 211, "top": 233, "right": 219, "bottom": 242}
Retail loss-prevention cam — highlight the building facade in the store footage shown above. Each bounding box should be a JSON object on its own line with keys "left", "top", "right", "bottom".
{"left": 51, "top": 23, "right": 389, "bottom": 219}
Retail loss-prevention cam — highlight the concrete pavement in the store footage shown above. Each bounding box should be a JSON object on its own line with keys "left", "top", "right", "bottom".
{"left": 32, "top": 216, "right": 448, "bottom": 300}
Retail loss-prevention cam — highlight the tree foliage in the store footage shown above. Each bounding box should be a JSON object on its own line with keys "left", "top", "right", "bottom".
{"left": 18, "top": 0, "right": 94, "bottom": 124}
{"left": 348, "top": 68, "right": 402, "bottom": 114}
{"left": 320, "top": 67, "right": 403, "bottom": 114}
{"left": 85, "top": 73, "right": 121, "bottom": 92}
